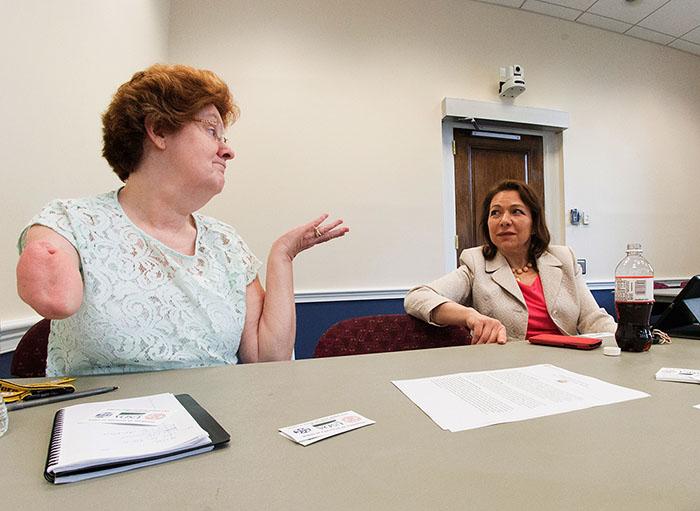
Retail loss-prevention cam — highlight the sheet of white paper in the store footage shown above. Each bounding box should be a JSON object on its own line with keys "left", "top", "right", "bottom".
{"left": 393, "top": 364, "right": 649, "bottom": 432}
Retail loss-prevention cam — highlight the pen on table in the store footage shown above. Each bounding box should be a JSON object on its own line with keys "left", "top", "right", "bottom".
{"left": 7, "top": 386, "right": 119, "bottom": 411}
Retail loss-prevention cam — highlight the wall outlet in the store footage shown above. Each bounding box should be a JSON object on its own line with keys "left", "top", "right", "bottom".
{"left": 577, "top": 258, "right": 587, "bottom": 275}
{"left": 570, "top": 209, "right": 581, "bottom": 225}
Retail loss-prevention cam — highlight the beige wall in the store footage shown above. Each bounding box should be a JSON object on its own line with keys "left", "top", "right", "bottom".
{"left": 0, "top": 0, "right": 170, "bottom": 322}
{"left": 167, "top": 0, "right": 700, "bottom": 285}
{"left": 2, "top": 0, "right": 700, "bottom": 325}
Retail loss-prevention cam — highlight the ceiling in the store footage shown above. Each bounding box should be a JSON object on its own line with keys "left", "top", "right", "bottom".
{"left": 476, "top": 0, "right": 700, "bottom": 57}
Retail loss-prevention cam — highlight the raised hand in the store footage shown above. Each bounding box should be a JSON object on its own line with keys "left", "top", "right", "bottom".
{"left": 272, "top": 214, "right": 349, "bottom": 261}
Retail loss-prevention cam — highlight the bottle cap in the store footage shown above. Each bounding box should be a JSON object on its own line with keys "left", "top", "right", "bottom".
{"left": 603, "top": 346, "right": 621, "bottom": 356}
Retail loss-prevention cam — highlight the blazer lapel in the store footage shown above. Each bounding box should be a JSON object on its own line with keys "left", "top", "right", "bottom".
{"left": 485, "top": 252, "right": 526, "bottom": 307}
{"left": 538, "top": 251, "right": 563, "bottom": 312}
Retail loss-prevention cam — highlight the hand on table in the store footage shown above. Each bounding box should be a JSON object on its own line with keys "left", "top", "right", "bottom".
{"left": 465, "top": 310, "right": 507, "bottom": 345}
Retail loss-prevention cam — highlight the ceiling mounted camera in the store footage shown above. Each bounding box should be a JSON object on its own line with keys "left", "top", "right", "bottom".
{"left": 499, "top": 65, "right": 526, "bottom": 99}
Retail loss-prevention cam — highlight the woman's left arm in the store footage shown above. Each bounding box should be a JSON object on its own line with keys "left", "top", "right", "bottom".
{"left": 238, "top": 214, "right": 348, "bottom": 363}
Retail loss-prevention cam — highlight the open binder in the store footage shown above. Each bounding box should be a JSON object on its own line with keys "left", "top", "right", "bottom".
{"left": 44, "top": 393, "right": 229, "bottom": 484}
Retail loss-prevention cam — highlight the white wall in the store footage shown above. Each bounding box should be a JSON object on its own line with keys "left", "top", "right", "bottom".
{"left": 0, "top": 0, "right": 171, "bottom": 322}
{"left": 2, "top": 0, "right": 700, "bottom": 325}
{"left": 167, "top": 0, "right": 700, "bottom": 287}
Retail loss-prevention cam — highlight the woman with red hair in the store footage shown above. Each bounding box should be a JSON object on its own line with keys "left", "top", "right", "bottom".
{"left": 17, "top": 64, "right": 347, "bottom": 376}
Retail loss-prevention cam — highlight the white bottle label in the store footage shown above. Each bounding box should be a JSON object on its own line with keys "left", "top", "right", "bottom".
{"left": 615, "top": 276, "right": 653, "bottom": 302}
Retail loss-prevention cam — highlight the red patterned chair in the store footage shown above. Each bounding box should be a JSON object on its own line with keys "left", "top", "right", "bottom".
{"left": 10, "top": 318, "right": 50, "bottom": 377}
{"left": 313, "top": 314, "right": 472, "bottom": 358}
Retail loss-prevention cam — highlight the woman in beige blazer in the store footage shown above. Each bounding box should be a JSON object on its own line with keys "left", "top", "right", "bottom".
{"left": 404, "top": 180, "right": 616, "bottom": 344}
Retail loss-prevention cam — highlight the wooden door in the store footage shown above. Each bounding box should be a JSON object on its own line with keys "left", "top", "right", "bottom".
{"left": 453, "top": 129, "right": 544, "bottom": 262}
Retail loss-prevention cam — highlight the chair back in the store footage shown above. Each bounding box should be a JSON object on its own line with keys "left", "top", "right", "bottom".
{"left": 314, "top": 314, "right": 471, "bottom": 358}
{"left": 10, "top": 319, "right": 50, "bottom": 377}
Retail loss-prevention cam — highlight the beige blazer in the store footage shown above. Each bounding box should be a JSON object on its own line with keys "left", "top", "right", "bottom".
{"left": 404, "top": 245, "right": 616, "bottom": 342}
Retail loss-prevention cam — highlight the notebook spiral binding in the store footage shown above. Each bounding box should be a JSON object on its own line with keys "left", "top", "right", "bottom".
{"left": 46, "top": 409, "right": 65, "bottom": 467}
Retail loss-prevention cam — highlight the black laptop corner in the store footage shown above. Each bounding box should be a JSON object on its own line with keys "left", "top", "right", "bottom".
{"left": 653, "top": 275, "right": 700, "bottom": 339}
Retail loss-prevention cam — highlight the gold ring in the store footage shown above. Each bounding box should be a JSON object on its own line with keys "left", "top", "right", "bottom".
{"left": 314, "top": 227, "right": 322, "bottom": 238}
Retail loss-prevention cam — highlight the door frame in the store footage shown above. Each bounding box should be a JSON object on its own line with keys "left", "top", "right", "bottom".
{"left": 441, "top": 102, "right": 568, "bottom": 274}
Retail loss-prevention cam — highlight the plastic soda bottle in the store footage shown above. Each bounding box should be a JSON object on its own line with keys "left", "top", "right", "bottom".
{"left": 614, "top": 243, "right": 654, "bottom": 352}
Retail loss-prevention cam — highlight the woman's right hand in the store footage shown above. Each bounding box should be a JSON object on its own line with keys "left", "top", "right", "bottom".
{"left": 429, "top": 302, "right": 507, "bottom": 345}
{"left": 464, "top": 309, "right": 507, "bottom": 344}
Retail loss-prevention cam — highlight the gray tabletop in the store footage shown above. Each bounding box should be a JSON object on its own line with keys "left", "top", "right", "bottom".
{"left": 2, "top": 339, "right": 699, "bottom": 510}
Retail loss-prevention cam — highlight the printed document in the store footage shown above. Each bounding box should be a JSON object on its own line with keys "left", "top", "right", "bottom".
{"left": 392, "top": 364, "right": 649, "bottom": 432}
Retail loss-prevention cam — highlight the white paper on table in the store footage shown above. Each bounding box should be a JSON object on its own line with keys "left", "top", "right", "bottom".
{"left": 392, "top": 364, "right": 649, "bottom": 432}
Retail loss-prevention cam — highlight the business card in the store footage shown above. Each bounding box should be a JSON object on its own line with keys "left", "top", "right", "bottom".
{"left": 279, "top": 411, "right": 375, "bottom": 446}
{"left": 88, "top": 408, "right": 171, "bottom": 426}
{"left": 655, "top": 367, "right": 700, "bottom": 384}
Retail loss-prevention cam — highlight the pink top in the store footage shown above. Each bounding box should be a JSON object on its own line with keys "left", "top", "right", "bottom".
{"left": 517, "top": 275, "right": 560, "bottom": 339}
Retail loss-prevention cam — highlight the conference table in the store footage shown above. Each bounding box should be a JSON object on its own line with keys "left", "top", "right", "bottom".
{"left": 2, "top": 338, "right": 699, "bottom": 510}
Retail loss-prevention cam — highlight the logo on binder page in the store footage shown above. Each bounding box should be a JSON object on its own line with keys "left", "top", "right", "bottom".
{"left": 88, "top": 408, "right": 171, "bottom": 426}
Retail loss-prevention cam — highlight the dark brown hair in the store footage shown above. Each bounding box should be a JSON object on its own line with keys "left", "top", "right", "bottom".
{"left": 102, "top": 64, "right": 239, "bottom": 182}
{"left": 480, "top": 180, "right": 551, "bottom": 264}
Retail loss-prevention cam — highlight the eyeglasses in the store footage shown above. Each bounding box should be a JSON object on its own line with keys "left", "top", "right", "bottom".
{"left": 193, "top": 118, "right": 228, "bottom": 145}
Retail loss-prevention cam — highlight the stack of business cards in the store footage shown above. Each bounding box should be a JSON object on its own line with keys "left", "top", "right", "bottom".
{"left": 655, "top": 367, "right": 700, "bottom": 384}
{"left": 279, "top": 411, "right": 375, "bottom": 446}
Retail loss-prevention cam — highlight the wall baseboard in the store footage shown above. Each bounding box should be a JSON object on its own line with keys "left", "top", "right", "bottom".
{"left": 295, "top": 281, "right": 621, "bottom": 300}
{"left": 0, "top": 316, "right": 41, "bottom": 354}
{"left": 295, "top": 288, "right": 409, "bottom": 303}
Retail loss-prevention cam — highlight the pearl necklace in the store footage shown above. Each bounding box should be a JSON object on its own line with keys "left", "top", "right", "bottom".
{"left": 511, "top": 262, "right": 533, "bottom": 282}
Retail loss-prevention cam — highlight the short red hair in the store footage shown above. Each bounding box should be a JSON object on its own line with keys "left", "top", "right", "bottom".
{"left": 102, "top": 64, "right": 238, "bottom": 182}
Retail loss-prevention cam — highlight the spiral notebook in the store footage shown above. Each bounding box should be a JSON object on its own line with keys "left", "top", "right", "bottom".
{"left": 44, "top": 393, "right": 229, "bottom": 484}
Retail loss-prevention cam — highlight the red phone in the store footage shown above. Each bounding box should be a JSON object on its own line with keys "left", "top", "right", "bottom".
{"left": 528, "top": 334, "right": 602, "bottom": 350}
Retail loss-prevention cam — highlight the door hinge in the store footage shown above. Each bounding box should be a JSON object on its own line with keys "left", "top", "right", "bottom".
{"left": 452, "top": 140, "right": 456, "bottom": 155}
{"left": 454, "top": 235, "right": 459, "bottom": 250}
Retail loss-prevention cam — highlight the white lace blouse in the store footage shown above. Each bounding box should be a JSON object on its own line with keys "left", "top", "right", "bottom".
{"left": 18, "top": 190, "right": 262, "bottom": 376}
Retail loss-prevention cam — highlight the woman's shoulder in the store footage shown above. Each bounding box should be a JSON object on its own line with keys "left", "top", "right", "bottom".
{"left": 458, "top": 246, "right": 486, "bottom": 266}
{"left": 546, "top": 245, "right": 575, "bottom": 258}
{"left": 194, "top": 215, "right": 261, "bottom": 272}
{"left": 194, "top": 214, "right": 251, "bottom": 250}
{"left": 27, "top": 191, "right": 118, "bottom": 226}
{"left": 544, "top": 245, "right": 577, "bottom": 267}
{"left": 38, "top": 190, "right": 118, "bottom": 213}
{"left": 195, "top": 214, "right": 238, "bottom": 236}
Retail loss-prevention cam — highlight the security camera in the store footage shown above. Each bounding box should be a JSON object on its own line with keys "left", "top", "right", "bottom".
{"left": 499, "top": 65, "right": 526, "bottom": 98}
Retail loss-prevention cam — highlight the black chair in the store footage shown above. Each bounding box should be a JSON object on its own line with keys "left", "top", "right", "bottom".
{"left": 10, "top": 318, "right": 50, "bottom": 377}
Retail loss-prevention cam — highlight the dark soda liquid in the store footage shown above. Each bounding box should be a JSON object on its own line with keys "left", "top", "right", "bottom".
{"left": 615, "top": 301, "right": 653, "bottom": 352}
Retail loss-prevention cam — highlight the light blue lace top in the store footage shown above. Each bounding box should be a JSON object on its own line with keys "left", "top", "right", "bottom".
{"left": 18, "top": 190, "right": 262, "bottom": 376}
